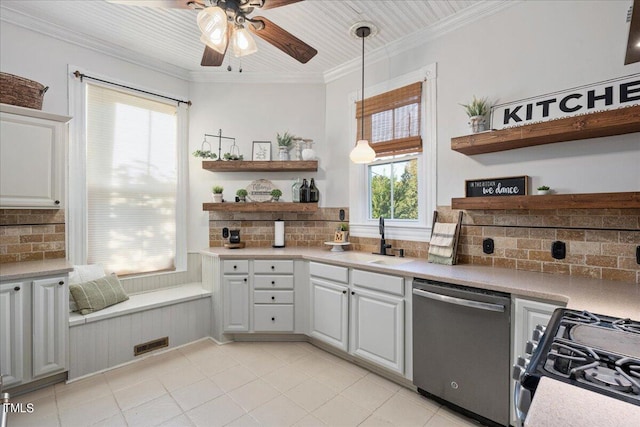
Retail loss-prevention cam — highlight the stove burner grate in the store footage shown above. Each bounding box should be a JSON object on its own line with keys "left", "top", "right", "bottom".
{"left": 612, "top": 318, "right": 640, "bottom": 334}
{"left": 561, "top": 310, "right": 601, "bottom": 326}
{"left": 582, "top": 365, "right": 635, "bottom": 393}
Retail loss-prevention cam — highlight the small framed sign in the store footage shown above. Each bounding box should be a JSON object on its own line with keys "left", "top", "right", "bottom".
{"left": 465, "top": 176, "right": 528, "bottom": 197}
{"left": 252, "top": 141, "right": 271, "bottom": 161}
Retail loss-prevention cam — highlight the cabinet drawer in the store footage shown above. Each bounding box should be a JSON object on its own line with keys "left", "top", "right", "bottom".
{"left": 223, "top": 260, "right": 249, "bottom": 274}
{"left": 254, "top": 290, "right": 294, "bottom": 304}
{"left": 253, "top": 275, "right": 294, "bottom": 289}
{"left": 254, "top": 305, "right": 294, "bottom": 332}
{"left": 352, "top": 269, "right": 404, "bottom": 296}
{"left": 309, "top": 262, "right": 348, "bottom": 284}
{"left": 254, "top": 260, "right": 294, "bottom": 274}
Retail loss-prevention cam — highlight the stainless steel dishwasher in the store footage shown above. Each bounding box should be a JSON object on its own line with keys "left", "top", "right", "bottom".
{"left": 412, "top": 278, "right": 511, "bottom": 427}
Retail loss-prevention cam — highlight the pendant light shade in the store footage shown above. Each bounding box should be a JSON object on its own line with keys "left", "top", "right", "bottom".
{"left": 350, "top": 25, "right": 375, "bottom": 164}
{"left": 232, "top": 26, "right": 258, "bottom": 57}
{"left": 198, "top": 6, "right": 228, "bottom": 54}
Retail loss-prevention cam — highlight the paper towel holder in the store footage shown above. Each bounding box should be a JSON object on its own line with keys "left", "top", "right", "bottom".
{"left": 273, "top": 219, "right": 285, "bottom": 248}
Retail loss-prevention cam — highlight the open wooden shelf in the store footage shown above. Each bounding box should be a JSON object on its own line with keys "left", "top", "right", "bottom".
{"left": 203, "top": 202, "right": 318, "bottom": 212}
{"left": 202, "top": 160, "right": 318, "bottom": 172}
{"left": 451, "top": 191, "right": 640, "bottom": 210}
{"left": 451, "top": 105, "right": 640, "bottom": 155}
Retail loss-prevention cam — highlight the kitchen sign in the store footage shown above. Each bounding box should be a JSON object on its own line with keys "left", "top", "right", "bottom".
{"left": 465, "top": 176, "right": 528, "bottom": 197}
{"left": 490, "top": 74, "right": 640, "bottom": 130}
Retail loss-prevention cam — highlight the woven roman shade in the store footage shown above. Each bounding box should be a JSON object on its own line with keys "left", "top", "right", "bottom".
{"left": 356, "top": 81, "right": 423, "bottom": 156}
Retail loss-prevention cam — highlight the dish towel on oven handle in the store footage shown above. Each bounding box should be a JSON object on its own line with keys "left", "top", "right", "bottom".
{"left": 428, "top": 222, "right": 458, "bottom": 265}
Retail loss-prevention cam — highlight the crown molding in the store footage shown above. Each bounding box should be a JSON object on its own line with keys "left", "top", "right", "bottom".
{"left": 0, "top": 6, "right": 191, "bottom": 81}
{"left": 322, "top": 0, "right": 518, "bottom": 84}
{"left": 188, "top": 70, "right": 325, "bottom": 84}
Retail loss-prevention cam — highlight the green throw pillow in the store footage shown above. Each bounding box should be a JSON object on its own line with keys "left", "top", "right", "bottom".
{"left": 69, "top": 274, "right": 129, "bottom": 315}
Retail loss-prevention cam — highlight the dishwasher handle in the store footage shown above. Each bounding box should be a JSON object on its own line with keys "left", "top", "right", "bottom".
{"left": 412, "top": 288, "right": 506, "bottom": 313}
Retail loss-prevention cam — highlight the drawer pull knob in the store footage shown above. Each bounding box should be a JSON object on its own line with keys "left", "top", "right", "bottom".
{"left": 233, "top": 265, "right": 237, "bottom": 269}
{"left": 244, "top": 278, "right": 247, "bottom": 282}
{"left": 54, "top": 200, "right": 60, "bottom": 205}
{"left": 342, "top": 290, "right": 347, "bottom": 294}
{"left": 271, "top": 296, "right": 275, "bottom": 301}
{"left": 351, "top": 291, "right": 355, "bottom": 295}
{"left": 14, "top": 286, "right": 20, "bottom": 291}
{"left": 58, "top": 281, "right": 64, "bottom": 285}
{"left": 271, "top": 281, "right": 275, "bottom": 285}
{"left": 271, "top": 317, "right": 275, "bottom": 321}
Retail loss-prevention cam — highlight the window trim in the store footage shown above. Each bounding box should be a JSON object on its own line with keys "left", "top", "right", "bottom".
{"left": 67, "top": 65, "right": 188, "bottom": 274}
{"left": 348, "top": 64, "right": 437, "bottom": 242}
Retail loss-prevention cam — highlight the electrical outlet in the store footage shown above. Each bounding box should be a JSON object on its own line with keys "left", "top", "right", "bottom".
{"left": 551, "top": 241, "right": 566, "bottom": 260}
{"left": 339, "top": 209, "right": 345, "bottom": 221}
{"left": 636, "top": 245, "right": 640, "bottom": 265}
{"left": 482, "top": 238, "right": 494, "bottom": 254}
{"left": 222, "top": 227, "right": 229, "bottom": 239}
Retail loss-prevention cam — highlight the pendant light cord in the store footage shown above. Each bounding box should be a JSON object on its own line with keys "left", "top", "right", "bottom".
{"left": 361, "top": 30, "right": 365, "bottom": 140}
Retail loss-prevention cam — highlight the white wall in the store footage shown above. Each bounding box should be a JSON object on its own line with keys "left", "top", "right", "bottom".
{"left": 187, "top": 81, "right": 326, "bottom": 251}
{"left": 327, "top": 0, "right": 640, "bottom": 207}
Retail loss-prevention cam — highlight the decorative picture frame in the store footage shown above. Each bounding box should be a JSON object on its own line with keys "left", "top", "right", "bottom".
{"left": 252, "top": 141, "right": 271, "bottom": 161}
{"left": 465, "top": 176, "right": 529, "bottom": 197}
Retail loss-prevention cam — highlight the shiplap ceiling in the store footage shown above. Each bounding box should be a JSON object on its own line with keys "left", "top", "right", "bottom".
{"left": 0, "top": 0, "right": 511, "bottom": 82}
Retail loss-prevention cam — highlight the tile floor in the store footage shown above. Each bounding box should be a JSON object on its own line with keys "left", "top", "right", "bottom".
{"left": 7, "top": 339, "right": 479, "bottom": 427}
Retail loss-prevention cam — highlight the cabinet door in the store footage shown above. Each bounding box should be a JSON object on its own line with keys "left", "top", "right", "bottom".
{"left": 0, "top": 111, "right": 66, "bottom": 208}
{"left": 32, "top": 277, "right": 68, "bottom": 378}
{"left": 223, "top": 275, "right": 250, "bottom": 332}
{"left": 309, "top": 277, "right": 348, "bottom": 351}
{"left": 350, "top": 288, "right": 404, "bottom": 374}
{"left": 0, "top": 282, "right": 25, "bottom": 386}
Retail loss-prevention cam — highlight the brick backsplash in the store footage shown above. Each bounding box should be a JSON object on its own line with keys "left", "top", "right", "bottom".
{"left": 0, "top": 209, "right": 66, "bottom": 263}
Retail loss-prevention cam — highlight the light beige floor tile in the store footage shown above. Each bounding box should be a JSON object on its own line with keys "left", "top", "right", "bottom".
{"left": 225, "top": 414, "right": 261, "bottom": 427}
{"left": 6, "top": 395, "right": 59, "bottom": 427}
{"left": 12, "top": 384, "right": 55, "bottom": 403}
{"left": 227, "top": 379, "right": 281, "bottom": 412}
{"left": 312, "top": 395, "right": 370, "bottom": 427}
{"left": 7, "top": 412, "right": 60, "bottom": 427}
{"left": 113, "top": 378, "right": 167, "bottom": 412}
{"left": 312, "top": 363, "right": 363, "bottom": 392}
{"left": 289, "top": 354, "right": 336, "bottom": 377}
{"left": 363, "top": 373, "right": 403, "bottom": 393}
{"left": 292, "top": 414, "right": 326, "bottom": 427}
{"left": 261, "top": 341, "right": 311, "bottom": 363}
{"left": 171, "top": 378, "right": 224, "bottom": 412}
{"left": 434, "top": 406, "right": 478, "bottom": 426}
{"left": 262, "top": 364, "right": 310, "bottom": 392}
{"left": 158, "top": 413, "right": 196, "bottom": 427}
{"left": 373, "top": 393, "right": 436, "bottom": 426}
{"left": 55, "top": 375, "right": 113, "bottom": 409}
{"left": 249, "top": 395, "right": 307, "bottom": 427}
{"left": 424, "top": 413, "right": 464, "bottom": 427}
{"left": 243, "top": 352, "right": 287, "bottom": 377}
{"left": 396, "top": 388, "right": 441, "bottom": 413}
{"left": 104, "top": 362, "right": 156, "bottom": 392}
{"left": 122, "top": 394, "right": 182, "bottom": 427}
{"left": 191, "top": 350, "right": 240, "bottom": 376}
{"left": 340, "top": 377, "right": 395, "bottom": 411}
{"left": 59, "top": 394, "right": 121, "bottom": 427}
{"left": 158, "top": 363, "right": 206, "bottom": 391}
{"left": 186, "top": 395, "right": 246, "bottom": 427}
{"left": 210, "top": 365, "right": 258, "bottom": 392}
{"left": 284, "top": 378, "right": 337, "bottom": 412}
{"left": 91, "top": 412, "right": 128, "bottom": 427}
{"left": 358, "top": 415, "right": 394, "bottom": 427}
{"left": 180, "top": 340, "right": 225, "bottom": 365}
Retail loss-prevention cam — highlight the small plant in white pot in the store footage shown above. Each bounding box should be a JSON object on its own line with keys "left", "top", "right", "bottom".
{"left": 270, "top": 189, "right": 283, "bottom": 202}
{"left": 277, "top": 131, "right": 294, "bottom": 161}
{"left": 460, "top": 96, "right": 490, "bottom": 133}
{"left": 236, "top": 188, "right": 248, "bottom": 202}
{"left": 212, "top": 185, "right": 224, "bottom": 203}
{"left": 537, "top": 185, "right": 551, "bottom": 195}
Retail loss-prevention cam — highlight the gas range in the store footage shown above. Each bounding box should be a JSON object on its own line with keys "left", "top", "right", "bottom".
{"left": 514, "top": 308, "right": 640, "bottom": 425}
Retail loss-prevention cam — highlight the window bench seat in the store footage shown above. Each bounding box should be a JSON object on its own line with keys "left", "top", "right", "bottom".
{"left": 68, "top": 283, "right": 212, "bottom": 380}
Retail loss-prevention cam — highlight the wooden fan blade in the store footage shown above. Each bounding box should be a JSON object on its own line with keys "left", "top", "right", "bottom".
{"left": 249, "top": 16, "right": 317, "bottom": 64}
{"left": 106, "top": 0, "right": 204, "bottom": 9}
{"left": 201, "top": 46, "right": 226, "bottom": 66}
{"left": 260, "top": 0, "right": 304, "bottom": 10}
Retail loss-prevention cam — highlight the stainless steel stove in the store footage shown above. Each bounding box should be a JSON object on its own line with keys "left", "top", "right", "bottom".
{"left": 513, "top": 308, "right": 640, "bottom": 425}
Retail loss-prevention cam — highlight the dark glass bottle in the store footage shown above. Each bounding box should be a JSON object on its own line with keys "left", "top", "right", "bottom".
{"left": 299, "top": 179, "right": 309, "bottom": 203}
{"left": 309, "top": 178, "right": 319, "bottom": 203}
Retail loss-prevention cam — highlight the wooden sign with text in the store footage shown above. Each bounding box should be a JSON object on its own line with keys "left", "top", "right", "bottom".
{"left": 465, "top": 176, "right": 528, "bottom": 197}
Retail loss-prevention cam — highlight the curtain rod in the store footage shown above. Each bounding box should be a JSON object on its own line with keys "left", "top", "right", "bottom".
{"left": 73, "top": 70, "right": 192, "bottom": 106}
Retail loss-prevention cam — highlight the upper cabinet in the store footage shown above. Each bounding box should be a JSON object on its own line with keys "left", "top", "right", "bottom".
{"left": 0, "top": 104, "right": 71, "bottom": 209}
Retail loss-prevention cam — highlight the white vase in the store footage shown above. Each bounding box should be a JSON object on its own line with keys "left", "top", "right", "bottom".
{"left": 278, "top": 146, "right": 289, "bottom": 161}
{"left": 468, "top": 115, "right": 486, "bottom": 133}
{"left": 302, "top": 140, "right": 316, "bottom": 160}
{"left": 537, "top": 190, "right": 550, "bottom": 195}
{"left": 212, "top": 193, "right": 223, "bottom": 203}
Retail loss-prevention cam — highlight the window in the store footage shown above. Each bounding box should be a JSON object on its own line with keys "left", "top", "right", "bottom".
{"left": 369, "top": 156, "right": 419, "bottom": 220}
{"left": 85, "top": 84, "right": 179, "bottom": 275}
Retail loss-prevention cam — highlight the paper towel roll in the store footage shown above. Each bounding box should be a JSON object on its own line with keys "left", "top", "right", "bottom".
{"left": 274, "top": 220, "right": 285, "bottom": 247}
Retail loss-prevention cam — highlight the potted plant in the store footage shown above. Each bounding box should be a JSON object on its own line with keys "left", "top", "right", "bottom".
{"left": 460, "top": 96, "right": 490, "bottom": 133}
{"left": 236, "top": 188, "right": 248, "bottom": 202}
{"left": 537, "top": 185, "right": 551, "bottom": 195}
{"left": 212, "top": 185, "right": 224, "bottom": 203}
{"left": 270, "top": 189, "right": 282, "bottom": 202}
{"left": 334, "top": 223, "right": 349, "bottom": 243}
{"left": 276, "top": 131, "right": 294, "bottom": 161}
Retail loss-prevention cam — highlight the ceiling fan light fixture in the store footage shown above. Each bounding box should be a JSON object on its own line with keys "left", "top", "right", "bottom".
{"left": 232, "top": 26, "right": 258, "bottom": 57}
{"left": 197, "top": 6, "right": 228, "bottom": 53}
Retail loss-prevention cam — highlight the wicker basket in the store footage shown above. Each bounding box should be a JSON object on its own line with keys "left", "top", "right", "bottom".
{"left": 0, "top": 72, "right": 49, "bottom": 110}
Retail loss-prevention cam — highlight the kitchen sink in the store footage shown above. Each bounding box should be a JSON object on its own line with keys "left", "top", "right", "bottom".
{"left": 366, "top": 258, "right": 412, "bottom": 266}
{"left": 326, "top": 251, "right": 413, "bottom": 266}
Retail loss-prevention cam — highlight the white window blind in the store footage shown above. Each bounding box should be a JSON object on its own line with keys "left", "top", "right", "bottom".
{"left": 86, "top": 83, "right": 178, "bottom": 276}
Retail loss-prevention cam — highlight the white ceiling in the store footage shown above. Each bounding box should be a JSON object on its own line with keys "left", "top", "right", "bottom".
{"left": 0, "top": 0, "right": 512, "bottom": 82}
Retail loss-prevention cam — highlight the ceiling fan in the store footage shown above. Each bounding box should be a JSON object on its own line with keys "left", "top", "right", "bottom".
{"left": 108, "top": 0, "right": 318, "bottom": 67}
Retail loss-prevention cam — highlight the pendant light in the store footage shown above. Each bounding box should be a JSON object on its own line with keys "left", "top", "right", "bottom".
{"left": 350, "top": 25, "right": 376, "bottom": 164}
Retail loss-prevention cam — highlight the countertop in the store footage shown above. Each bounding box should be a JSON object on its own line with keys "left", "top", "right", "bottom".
{"left": 524, "top": 377, "right": 640, "bottom": 427}
{"left": 0, "top": 258, "right": 73, "bottom": 281}
{"left": 200, "top": 246, "right": 640, "bottom": 319}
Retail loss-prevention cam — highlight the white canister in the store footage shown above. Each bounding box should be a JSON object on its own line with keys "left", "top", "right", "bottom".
{"left": 273, "top": 219, "right": 285, "bottom": 248}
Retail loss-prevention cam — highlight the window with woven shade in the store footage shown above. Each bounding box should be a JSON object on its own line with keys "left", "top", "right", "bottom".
{"left": 356, "top": 81, "right": 423, "bottom": 157}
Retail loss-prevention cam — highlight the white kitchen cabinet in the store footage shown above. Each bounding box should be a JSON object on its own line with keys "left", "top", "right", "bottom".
{"left": 32, "top": 277, "right": 68, "bottom": 378}
{"left": 0, "top": 104, "right": 71, "bottom": 208}
{"left": 0, "top": 282, "right": 25, "bottom": 387}
{"left": 309, "top": 276, "right": 349, "bottom": 352}
{"left": 253, "top": 259, "right": 295, "bottom": 332}
{"left": 222, "top": 274, "right": 250, "bottom": 332}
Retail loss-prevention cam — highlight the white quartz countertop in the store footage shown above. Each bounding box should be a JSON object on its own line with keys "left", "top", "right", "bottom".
{"left": 0, "top": 258, "right": 73, "bottom": 281}
{"left": 524, "top": 377, "right": 640, "bottom": 427}
{"left": 201, "top": 246, "right": 640, "bottom": 319}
